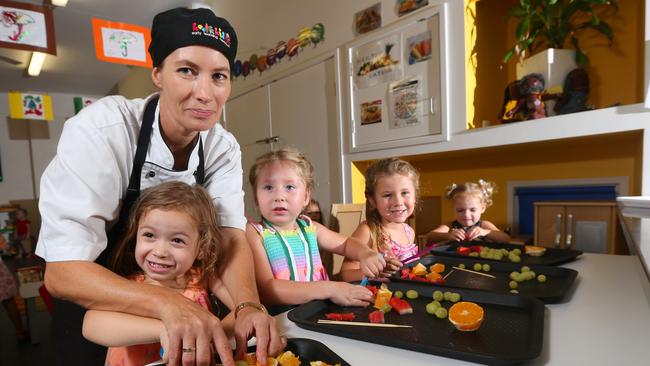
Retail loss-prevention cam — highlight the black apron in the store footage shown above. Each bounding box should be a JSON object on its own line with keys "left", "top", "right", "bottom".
{"left": 52, "top": 96, "right": 205, "bottom": 365}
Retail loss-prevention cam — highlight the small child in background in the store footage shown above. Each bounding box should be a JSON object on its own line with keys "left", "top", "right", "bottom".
{"left": 0, "top": 257, "right": 29, "bottom": 342}
{"left": 339, "top": 158, "right": 419, "bottom": 282}
{"left": 10, "top": 208, "right": 31, "bottom": 258}
{"left": 302, "top": 198, "right": 324, "bottom": 225}
{"left": 82, "top": 181, "right": 234, "bottom": 366}
{"left": 247, "top": 148, "right": 391, "bottom": 311}
{"left": 426, "top": 179, "right": 511, "bottom": 244}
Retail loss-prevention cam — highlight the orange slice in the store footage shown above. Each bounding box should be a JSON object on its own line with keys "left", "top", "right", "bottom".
{"left": 429, "top": 263, "right": 445, "bottom": 273}
{"left": 525, "top": 245, "right": 547, "bottom": 256}
{"left": 448, "top": 301, "right": 484, "bottom": 332}
{"left": 426, "top": 271, "right": 443, "bottom": 281}
{"left": 412, "top": 262, "right": 427, "bottom": 276}
{"left": 276, "top": 350, "right": 300, "bottom": 366}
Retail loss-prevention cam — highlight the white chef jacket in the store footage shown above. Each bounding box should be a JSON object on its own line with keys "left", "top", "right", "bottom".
{"left": 36, "top": 94, "right": 246, "bottom": 262}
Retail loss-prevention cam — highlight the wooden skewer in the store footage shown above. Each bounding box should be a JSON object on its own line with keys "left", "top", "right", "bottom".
{"left": 452, "top": 266, "right": 497, "bottom": 279}
{"left": 442, "top": 269, "right": 455, "bottom": 280}
{"left": 317, "top": 320, "right": 413, "bottom": 328}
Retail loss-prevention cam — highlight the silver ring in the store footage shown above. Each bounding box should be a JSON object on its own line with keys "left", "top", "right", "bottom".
{"left": 182, "top": 347, "right": 195, "bottom": 353}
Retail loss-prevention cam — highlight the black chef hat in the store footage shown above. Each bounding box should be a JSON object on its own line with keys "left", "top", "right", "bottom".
{"left": 148, "top": 7, "right": 238, "bottom": 71}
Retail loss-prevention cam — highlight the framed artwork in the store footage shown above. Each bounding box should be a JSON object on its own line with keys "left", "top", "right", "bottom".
{"left": 342, "top": 5, "right": 448, "bottom": 152}
{"left": 91, "top": 17, "right": 152, "bottom": 67}
{"left": 355, "top": 3, "right": 381, "bottom": 35}
{"left": 0, "top": 0, "right": 56, "bottom": 54}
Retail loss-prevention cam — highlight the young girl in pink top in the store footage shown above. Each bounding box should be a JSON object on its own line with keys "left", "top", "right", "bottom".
{"left": 339, "top": 158, "right": 419, "bottom": 282}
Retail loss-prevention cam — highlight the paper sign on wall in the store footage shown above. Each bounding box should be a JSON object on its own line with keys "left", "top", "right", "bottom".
{"left": 353, "top": 34, "right": 402, "bottom": 89}
{"left": 74, "top": 96, "right": 97, "bottom": 114}
{"left": 91, "top": 18, "right": 152, "bottom": 67}
{"left": 8, "top": 92, "right": 54, "bottom": 121}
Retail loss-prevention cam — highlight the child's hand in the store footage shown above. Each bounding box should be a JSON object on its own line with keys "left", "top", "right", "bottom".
{"left": 329, "top": 282, "right": 373, "bottom": 307}
{"left": 448, "top": 228, "right": 467, "bottom": 242}
{"left": 159, "top": 329, "right": 170, "bottom": 363}
{"left": 379, "top": 256, "right": 402, "bottom": 278}
{"left": 358, "top": 251, "right": 387, "bottom": 278}
{"left": 466, "top": 227, "right": 489, "bottom": 241}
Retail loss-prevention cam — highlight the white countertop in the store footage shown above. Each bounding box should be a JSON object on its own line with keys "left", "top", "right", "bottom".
{"left": 276, "top": 253, "right": 650, "bottom": 365}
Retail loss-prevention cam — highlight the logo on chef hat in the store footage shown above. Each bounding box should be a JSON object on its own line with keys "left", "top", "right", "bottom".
{"left": 191, "top": 22, "right": 231, "bottom": 48}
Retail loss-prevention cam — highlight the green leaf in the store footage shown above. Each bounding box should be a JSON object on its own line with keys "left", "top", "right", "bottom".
{"left": 503, "top": 48, "right": 516, "bottom": 64}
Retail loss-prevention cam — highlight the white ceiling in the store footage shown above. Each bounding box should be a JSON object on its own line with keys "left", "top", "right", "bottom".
{"left": 0, "top": 0, "right": 196, "bottom": 95}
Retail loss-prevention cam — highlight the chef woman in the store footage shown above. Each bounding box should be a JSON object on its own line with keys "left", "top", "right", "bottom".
{"left": 35, "top": 7, "right": 284, "bottom": 366}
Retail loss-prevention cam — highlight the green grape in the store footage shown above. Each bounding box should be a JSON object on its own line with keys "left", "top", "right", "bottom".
{"left": 513, "top": 273, "right": 525, "bottom": 282}
{"left": 380, "top": 303, "right": 392, "bottom": 313}
{"left": 479, "top": 251, "right": 488, "bottom": 258}
{"left": 509, "top": 280, "right": 518, "bottom": 289}
{"left": 510, "top": 255, "right": 521, "bottom": 263}
{"left": 426, "top": 302, "right": 439, "bottom": 315}
{"left": 529, "top": 271, "right": 536, "bottom": 278}
{"left": 512, "top": 248, "right": 522, "bottom": 256}
{"left": 394, "top": 290, "right": 404, "bottom": 299}
{"left": 432, "top": 290, "right": 444, "bottom": 301}
{"left": 458, "top": 263, "right": 466, "bottom": 269}
{"left": 537, "top": 274, "right": 547, "bottom": 283}
{"left": 494, "top": 252, "right": 504, "bottom": 261}
{"left": 521, "top": 266, "right": 531, "bottom": 272}
{"left": 443, "top": 291, "right": 453, "bottom": 301}
{"left": 482, "top": 264, "right": 491, "bottom": 272}
{"left": 469, "top": 252, "right": 479, "bottom": 257}
{"left": 510, "top": 271, "right": 519, "bottom": 280}
{"left": 449, "top": 292, "right": 461, "bottom": 303}
{"left": 406, "top": 290, "right": 419, "bottom": 299}
{"left": 435, "top": 307, "right": 448, "bottom": 319}
{"left": 509, "top": 289, "right": 519, "bottom": 294}
{"left": 525, "top": 271, "right": 536, "bottom": 281}
{"left": 473, "top": 263, "right": 483, "bottom": 271}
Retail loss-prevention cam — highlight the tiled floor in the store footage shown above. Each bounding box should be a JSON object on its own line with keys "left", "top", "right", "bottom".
{"left": 1, "top": 256, "right": 55, "bottom": 366}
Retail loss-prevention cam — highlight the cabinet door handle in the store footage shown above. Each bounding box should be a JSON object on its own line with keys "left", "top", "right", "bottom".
{"left": 554, "top": 213, "right": 562, "bottom": 248}
{"left": 254, "top": 135, "right": 280, "bottom": 144}
{"left": 565, "top": 213, "right": 573, "bottom": 248}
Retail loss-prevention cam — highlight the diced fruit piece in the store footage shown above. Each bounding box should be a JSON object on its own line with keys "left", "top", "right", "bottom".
{"left": 368, "top": 310, "right": 385, "bottom": 323}
{"left": 425, "top": 301, "right": 440, "bottom": 315}
{"left": 473, "top": 263, "right": 482, "bottom": 271}
{"left": 400, "top": 268, "right": 412, "bottom": 279}
{"left": 448, "top": 301, "right": 484, "bottom": 332}
{"left": 406, "top": 290, "right": 419, "bottom": 299}
{"left": 389, "top": 297, "right": 413, "bottom": 315}
{"left": 379, "top": 303, "right": 392, "bottom": 313}
{"left": 412, "top": 263, "right": 428, "bottom": 276}
{"left": 512, "top": 248, "right": 522, "bottom": 256}
{"left": 537, "top": 274, "right": 547, "bottom": 283}
{"left": 510, "top": 271, "right": 519, "bottom": 280}
{"left": 425, "top": 272, "right": 443, "bottom": 282}
{"left": 509, "top": 281, "right": 518, "bottom": 289}
{"left": 435, "top": 307, "right": 448, "bottom": 319}
{"left": 521, "top": 266, "right": 530, "bottom": 272}
{"left": 275, "top": 351, "right": 300, "bottom": 366}
{"left": 457, "top": 246, "right": 471, "bottom": 255}
{"left": 443, "top": 291, "right": 453, "bottom": 301}
{"left": 469, "top": 252, "right": 479, "bottom": 257}
{"left": 449, "top": 292, "right": 461, "bottom": 303}
{"left": 429, "top": 263, "right": 445, "bottom": 273}
{"left": 433, "top": 290, "right": 444, "bottom": 301}
{"left": 394, "top": 290, "right": 404, "bottom": 299}
{"left": 458, "top": 263, "right": 466, "bottom": 269}
{"left": 510, "top": 289, "right": 519, "bottom": 294}
{"left": 366, "top": 285, "right": 378, "bottom": 296}
{"left": 325, "top": 312, "right": 356, "bottom": 321}
{"left": 482, "top": 264, "right": 490, "bottom": 272}
{"left": 524, "top": 245, "right": 546, "bottom": 256}
{"left": 374, "top": 286, "right": 393, "bottom": 309}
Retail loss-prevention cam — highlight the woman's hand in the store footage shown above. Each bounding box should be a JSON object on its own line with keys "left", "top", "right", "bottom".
{"left": 232, "top": 309, "right": 286, "bottom": 365}
{"left": 358, "top": 251, "right": 387, "bottom": 278}
{"left": 328, "top": 282, "right": 373, "bottom": 306}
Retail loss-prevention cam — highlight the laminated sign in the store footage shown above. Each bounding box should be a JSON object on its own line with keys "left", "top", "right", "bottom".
{"left": 8, "top": 92, "right": 53, "bottom": 120}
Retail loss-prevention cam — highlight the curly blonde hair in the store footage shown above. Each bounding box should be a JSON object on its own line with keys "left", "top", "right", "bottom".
{"left": 364, "top": 158, "right": 420, "bottom": 253}
{"left": 445, "top": 179, "right": 497, "bottom": 207}
{"left": 249, "top": 147, "right": 314, "bottom": 202}
{"left": 109, "top": 181, "right": 223, "bottom": 284}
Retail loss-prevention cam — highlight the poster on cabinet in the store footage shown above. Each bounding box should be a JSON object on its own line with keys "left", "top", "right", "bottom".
{"left": 344, "top": 5, "right": 446, "bottom": 152}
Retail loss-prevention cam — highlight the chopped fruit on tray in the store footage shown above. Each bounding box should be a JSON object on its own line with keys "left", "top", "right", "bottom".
{"left": 368, "top": 309, "right": 385, "bottom": 323}
{"left": 525, "top": 245, "right": 547, "bottom": 256}
{"left": 324, "top": 312, "right": 355, "bottom": 321}
{"left": 429, "top": 263, "right": 445, "bottom": 273}
{"left": 373, "top": 284, "right": 393, "bottom": 309}
{"left": 405, "top": 289, "right": 419, "bottom": 299}
{"left": 456, "top": 244, "right": 530, "bottom": 263}
{"left": 232, "top": 350, "right": 340, "bottom": 366}
{"left": 412, "top": 262, "right": 428, "bottom": 276}
{"left": 389, "top": 297, "right": 413, "bottom": 315}
{"left": 448, "top": 301, "right": 484, "bottom": 332}
{"left": 366, "top": 285, "right": 378, "bottom": 296}
{"left": 402, "top": 263, "right": 446, "bottom": 284}
{"left": 275, "top": 351, "right": 301, "bottom": 366}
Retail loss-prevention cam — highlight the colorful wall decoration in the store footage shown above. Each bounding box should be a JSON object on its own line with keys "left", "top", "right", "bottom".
{"left": 8, "top": 92, "right": 54, "bottom": 121}
{"left": 233, "top": 23, "right": 325, "bottom": 80}
{"left": 73, "top": 96, "right": 97, "bottom": 114}
{"left": 0, "top": 0, "right": 56, "bottom": 55}
{"left": 91, "top": 17, "right": 152, "bottom": 68}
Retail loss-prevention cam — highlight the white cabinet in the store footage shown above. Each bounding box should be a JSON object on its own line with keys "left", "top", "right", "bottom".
{"left": 224, "top": 57, "right": 341, "bottom": 219}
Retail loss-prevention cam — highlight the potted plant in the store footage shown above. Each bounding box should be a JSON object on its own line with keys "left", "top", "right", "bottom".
{"left": 503, "top": 0, "right": 618, "bottom": 67}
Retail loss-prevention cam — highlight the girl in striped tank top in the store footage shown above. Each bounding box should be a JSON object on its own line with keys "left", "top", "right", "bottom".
{"left": 247, "top": 148, "right": 390, "bottom": 310}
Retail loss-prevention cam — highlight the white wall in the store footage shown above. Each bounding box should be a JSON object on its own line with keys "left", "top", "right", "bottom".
{"left": 0, "top": 91, "right": 104, "bottom": 203}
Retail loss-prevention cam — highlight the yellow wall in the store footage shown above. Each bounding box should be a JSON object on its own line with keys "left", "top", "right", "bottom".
{"left": 353, "top": 131, "right": 642, "bottom": 234}
{"left": 468, "top": 0, "right": 645, "bottom": 128}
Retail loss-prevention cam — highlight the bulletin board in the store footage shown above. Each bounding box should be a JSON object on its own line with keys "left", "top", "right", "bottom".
{"left": 343, "top": 5, "right": 447, "bottom": 152}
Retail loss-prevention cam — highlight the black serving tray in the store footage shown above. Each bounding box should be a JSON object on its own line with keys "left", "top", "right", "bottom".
{"left": 288, "top": 281, "right": 544, "bottom": 366}
{"left": 431, "top": 240, "right": 582, "bottom": 266}
{"left": 394, "top": 255, "right": 578, "bottom": 303}
{"left": 215, "top": 337, "right": 350, "bottom": 366}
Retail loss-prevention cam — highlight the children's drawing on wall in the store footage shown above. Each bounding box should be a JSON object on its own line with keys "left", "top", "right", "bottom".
{"left": 8, "top": 92, "right": 53, "bottom": 120}
{"left": 354, "top": 34, "right": 402, "bottom": 89}
{"left": 397, "top": 0, "right": 429, "bottom": 17}
{"left": 0, "top": 5, "right": 45, "bottom": 47}
{"left": 355, "top": 3, "right": 381, "bottom": 35}
{"left": 406, "top": 31, "right": 431, "bottom": 65}
{"left": 101, "top": 29, "right": 145, "bottom": 61}
{"left": 389, "top": 76, "right": 422, "bottom": 128}
{"left": 360, "top": 99, "right": 383, "bottom": 125}
{"left": 73, "top": 96, "right": 97, "bottom": 114}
